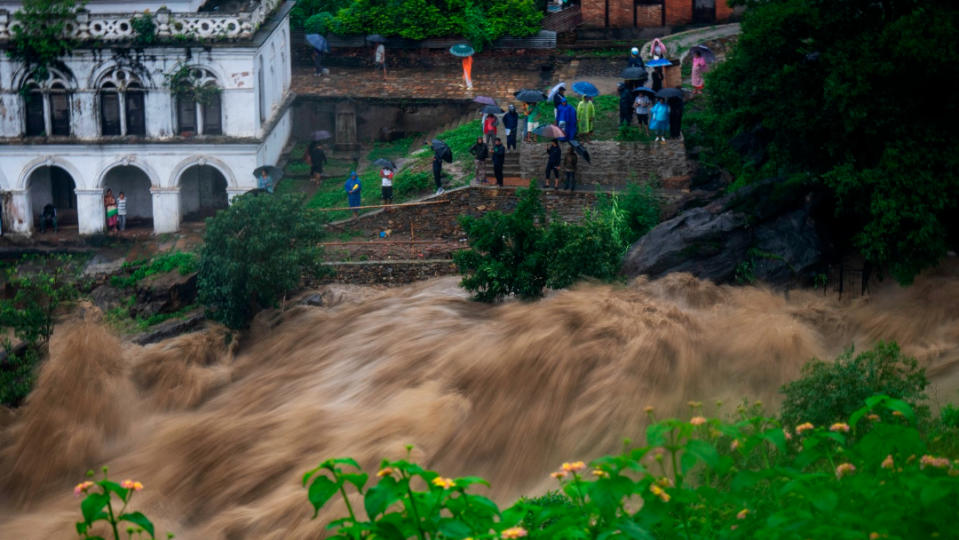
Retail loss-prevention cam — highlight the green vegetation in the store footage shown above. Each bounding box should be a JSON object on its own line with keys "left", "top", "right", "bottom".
{"left": 110, "top": 251, "right": 198, "bottom": 289}
{"left": 130, "top": 11, "right": 157, "bottom": 45}
{"left": 780, "top": 342, "right": 929, "bottom": 428}
{"left": 454, "top": 181, "right": 659, "bottom": 301}
{"left": 7, "top": 0, "right": 83, "bottom": 84}
{"left": 531, "top": 95, "right": 623, "bottom": 141}
{"left": 73, "top": 466, "right": 169, "bottom": 540}
{"left": 705, "top": 0, "right": 959, "bottom": 283}
{"left": 293, "top": 0, "right": 543, "bottom": 51}
{"left": 197, "top": 193, "right": 328, "bottom": 329}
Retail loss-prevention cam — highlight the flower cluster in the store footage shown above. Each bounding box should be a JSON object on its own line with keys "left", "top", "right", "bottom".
{"left": 835, "top": 463, "right": 856, "bottom": 479}
{"left": 649, "top": 483, "right": 670, "bottom": 502}
{"left": 795, "top": 422, "right": 815, "bottom": 435}
{"left": 120, "top": 479, "right": 144, "bottom": 491}
{"left": 561, "top": 461, "right": 586, "bottom": 473}
{"left": 881, "top": 455, "right": 894, "bottom": 469}
{"left": 73, "top": 481, "right": 94, "bottom": 496}
{"left": 919, "top": 455, "right": 952, "bottom": 470}
{"left": 376, "top": 467, "right": 394, "bottom": 477}
{"left": 431, "top": 477, "right": 455, "bottom": 489}
{"left": 690, "top": 416, "right": 707, "bottom": 426}
{"left": 501, "top": 526, "right": 528, "bottom": 538}
{"left": 829, "top": 422, "right": 850, "bottom": 433}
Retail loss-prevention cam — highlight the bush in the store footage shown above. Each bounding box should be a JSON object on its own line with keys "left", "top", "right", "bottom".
{"left": 110, "top": 251, "right": 197, "bottom": 289}
{"left": 543, "top": 214, "right": 623, "bottom": 290}
{"left": 197, "top": 193, "right": 328, "bottom": 329}
{"left": 303, "top": 11, "right": 335, "bottom": 34}
{"left": 0, "top": 255, "right": 82, "bottom": 347}
{"left": 780, "top": 341, "right": 928, "bottom": 428}
{"left": 0, "top": 346, "right": 41, "bottom": 407}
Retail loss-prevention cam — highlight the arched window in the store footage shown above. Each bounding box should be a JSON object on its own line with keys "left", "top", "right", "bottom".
{"left": 175, "top": 68, "right": 222, "bottom": 136}
{"left": 22, "top": 69, "right": 73, "bottom": 137}
{"left": 98, "top": 68, "right": 147, "bottom": 136}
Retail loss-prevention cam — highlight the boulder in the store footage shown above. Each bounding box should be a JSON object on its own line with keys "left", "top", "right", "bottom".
{"left": 623, "top": 178, "right": 825, "bottom": 286}
{"left": 131, "top": 271, "right": 198, "bottom": 319}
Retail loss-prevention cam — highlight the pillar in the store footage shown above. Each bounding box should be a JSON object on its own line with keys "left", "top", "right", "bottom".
{"left": 4, "top": 190, "right": 33, "bottom": 234}
{"left": 151, "top": 187, "right": 181, "bottom": 234}
{"left": 75, "top": 189, "right": 106, "bottom": 235}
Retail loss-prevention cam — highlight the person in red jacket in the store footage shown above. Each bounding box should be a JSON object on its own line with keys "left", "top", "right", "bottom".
{"left": 483, "top": 113, "right": 497, "bottom": 147}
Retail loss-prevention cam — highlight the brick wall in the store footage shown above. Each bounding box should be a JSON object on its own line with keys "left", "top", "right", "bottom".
{"left": 519, "top": 139, "right": 691, "bottom": 188}
{"left": 665, "top": 0, "right": 692, "bottom": 25}
{"left": 716, "top": 0, "right": 734, "bottom": 20}
{"left": 542, "top": 6, "right": 583, "bottom": 32}
{"left": 581, "top": 0, "right": 606, "bottom": 27}
{"left": 609, "top": 0, "right": 633, "bottom": 27}
{"left": 637, "top": 4, "right": 664, "bottom": 27}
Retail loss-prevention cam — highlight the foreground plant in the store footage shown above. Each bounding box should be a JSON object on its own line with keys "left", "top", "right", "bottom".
{"left": 306, "top": 395, "right": 959, "bottom": 539}
{"left": 74, "top": 467, "right": 170, "bottom": 540}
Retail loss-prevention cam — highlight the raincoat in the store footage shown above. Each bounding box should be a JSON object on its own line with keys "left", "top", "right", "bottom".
{"left": 577, "top": 99, "right": 595, "bottom": 134}
{"left": 556, "top": 102, "right": 578, "bottom": 141}
{"left": 344, "top": 172, "right": 361, "bottom": 207}
{"left": 650, "top": 102, "right": 670, "bottom": 131}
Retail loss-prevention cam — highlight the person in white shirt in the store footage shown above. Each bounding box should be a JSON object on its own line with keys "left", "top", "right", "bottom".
{"left": 381, "top": 167, "right": 394, "bottom": 206}
{"left": 633, "top": 93, "right": 651, "bottom": 136}
{"left": 117, "top": 192, "right": 128, "bottom": 231}
{"left": 374, "top": 43, "right": 387, "bottom": 80}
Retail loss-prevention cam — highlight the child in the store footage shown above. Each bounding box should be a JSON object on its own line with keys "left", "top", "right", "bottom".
{"left": 117, "top": 192, "right": 127, "bottom": 231}
{"left": 381, "top": 167, "right": 394, "bottom": 206}
{"left": 633, "top": 92, "right": 651, "bottom": 136}
{"left": 650, "top": 98, "right": 670, "bottom": 142}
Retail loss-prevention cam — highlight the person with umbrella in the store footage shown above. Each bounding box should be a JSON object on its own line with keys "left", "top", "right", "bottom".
{"left": 469, "top": 136, "right": 489, "bottom": 184}
{"left": 691, "top": 49, "right": 708, "bottom": 95}
{"left": 650, "top": 97, "right": 670, "bottom": 142}
{"left": 618, "top": 82, "right": 633, "bottom": 126}
{"left": 451, "top": 44, "right": 475, "bottom": 89}
{"left": 633, "top": 89, "right": 653, "bottom": 136}
{"left": 491, "top": 137, "right": 506, "bottom": 187}
{"left": 306, "top": 34, "right": 329, "bottom": 76}
{"left": 562, "top": 141, "right": 578, "bottom": 191}
{"left": 577, "top": 95, "right": 595, "bottom": 141}
{"left": 502, "top": 104, "right": 519, "bottom": 151}
{"left": 551, "top": 85, "right": 566, "bottom": 122}
{"left": 307, "top": 141, "right": 327, "bottom": 185}
{"left": 483, "top": 110, "right": 498, "bottom": 147}
{"left": 545, "top": 139, "right": 561, "bottom": 189}
{"left": 344, "top": 171, "right": 362, "bottom": 218}
{"left": 628, "top": 47, "right": 644, "bottom": 68}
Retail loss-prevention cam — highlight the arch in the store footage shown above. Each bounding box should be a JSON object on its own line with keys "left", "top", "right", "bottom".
{"left": 101, "top": 165, "right": 154, "bottom": 228}
{"left": 18, "top": 156, "right": 86, "bottom": 190}
{"left": 26, "top": 165, "right": 79, "bottom": 231}
{"left": 14, "top": 65, "right": 77, "bottom": 91}
{"left": 178, "top": 164, "right": 229, "bottom": 222}
{"left": 169, "top": 155, "right": 237, "bottom": 189}
{"left": 88, "top": 61, "right": 154, "bottom": 90}
{"left": 95, "top": 158, "right": 160, "bottom": 189}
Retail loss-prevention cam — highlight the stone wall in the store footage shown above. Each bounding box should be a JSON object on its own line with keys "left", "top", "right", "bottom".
{"left": 318, "top": 260, "right": 459, "bottom": 285}
{"left": 325, "top": 186, "right": 603, "bottom": 240}
{"left": 519, "top": 140, "right": 691, "bottom": 189}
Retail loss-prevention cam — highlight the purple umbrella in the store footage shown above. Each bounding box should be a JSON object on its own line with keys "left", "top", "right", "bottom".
{"left": 690, "top": 44, "right": 717, "bottom": 64}
{"left": 473, "top": 96, "right": 497, "bottom": 106}
{"left": 532, "top": 124, "right": 566, "bottom": 139}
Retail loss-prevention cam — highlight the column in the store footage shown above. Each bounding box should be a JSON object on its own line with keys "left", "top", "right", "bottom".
{"left": 75, "top": 189, "right": 106, "bottom": 235}
{"left": 4, "top": 190, "right": 33, "bottom": 234}
{"left": 151, "top": 187, "right": 181, "bottom": 234}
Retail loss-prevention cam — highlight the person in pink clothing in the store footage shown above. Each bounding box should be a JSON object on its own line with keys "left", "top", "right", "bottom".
{"left": 650, "top": 38, "right": 668, "bottom": 59}
{"left": 483, "top": 113, "right": 497, "bottom": 147}
{"left": 691, "top": 50, "right": 708, "bottom": 94}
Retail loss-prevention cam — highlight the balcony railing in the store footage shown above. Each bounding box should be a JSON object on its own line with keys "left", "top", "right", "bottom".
{"left": 0, "top": 0, "right": 281, "bottom": 43}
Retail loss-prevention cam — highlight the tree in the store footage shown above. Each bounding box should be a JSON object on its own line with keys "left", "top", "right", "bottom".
{"left": 707, "top": 0, "right": 959, "bottom": 283}
{"left": 7, "top": 0, "right": 84, "bottom": 82}
{"left": 197, "top": 193, "right": 328, "bottom": 329}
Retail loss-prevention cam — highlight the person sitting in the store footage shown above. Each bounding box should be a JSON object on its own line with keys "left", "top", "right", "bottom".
{"left": 40, "top": 203, "right": 57, "bottom": 233}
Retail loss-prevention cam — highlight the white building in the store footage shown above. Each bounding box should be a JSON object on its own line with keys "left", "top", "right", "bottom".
{"left": 0, "top": 0, "right": 293, "bottom": 235}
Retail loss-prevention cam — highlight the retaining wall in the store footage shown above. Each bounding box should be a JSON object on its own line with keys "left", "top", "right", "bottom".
{"left": 519, "top": 139, "right": 691, "bottom": 188}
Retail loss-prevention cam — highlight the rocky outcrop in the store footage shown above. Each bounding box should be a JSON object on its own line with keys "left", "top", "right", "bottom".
{"left": 622, "top": 178, "right": 826, "bottom": 286}
{"left": 131, "top": 271, "right": 198, "bottom": 319}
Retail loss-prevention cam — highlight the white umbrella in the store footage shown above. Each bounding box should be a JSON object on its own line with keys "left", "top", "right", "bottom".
{"left": 547, "top": 82, "right": 566, "bottom": 101}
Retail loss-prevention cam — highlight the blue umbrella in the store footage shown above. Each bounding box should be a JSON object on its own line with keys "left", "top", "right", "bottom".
{"left": 305, "top": 34, "right": 329, "bottom": 53}
{"left": 449, "top": 43, "right": 475, "bottom": 57}
{"left": 571, "top": 81, "right": 599, "bottom": 97}
{"left": 647, "top": 58, "right": 672, "bottom": 67}
{"left": 632, "top": 86, "right": 656, "bottom": 96}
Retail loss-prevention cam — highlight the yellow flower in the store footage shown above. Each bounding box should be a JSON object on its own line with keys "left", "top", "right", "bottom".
{"left": 869, "top": 533, "right": 880, "bottom": 540}
{"left": 120, "top": 480, "right": 143, "bottom": 491}
{"left": 829, "top": 422, "right": 850, "bottom": 433}
{"left": 736, "top": 508, "right": 749, "bottom": 520}
{"left": 690, "top": 416, "right": 707, "bottom": 426}
{"left": 431, "top": 477, "right": 455, "bottom": 489}
{"left": 919, "top": 455, "right": 951, "bottom": 469}
{"left": 561, "top": 461, "right": 586, "bottom": 473}
{"left": 550, "top": 471, "right": 568, "bottom": 480}
{"left": 591, "top": 469, "right": 608, "bottom": 478}
{"left": 656, "top": 477, "right": 673, "bottom": 488}
{"left": 730, "top": 439, "right": 740, "bottom": 451}
{"left": 73, "top": 481, "right": 94, "bottom": 496}
{"left": 835, "top": 462, "right": 856, "bottom": 478}
{"left": 644, "top": 406, "right": 654, "bottom": 414}
{"left": 377, "top": 467, "right": 394, "bottom": 477}
{"left": 881, "top": 455, "right": 894, "bottom": 469}
{"left": 649, "top": 483, "right": 670, "bottom": 502}
{"left": 501, "top": 526, "right": 528, "bottom": 538}
{"left": 795, "top": 422, "right": 814, "bottom": 434}
{"left": 867, "top": 414, "right": 880, "bottom": 421}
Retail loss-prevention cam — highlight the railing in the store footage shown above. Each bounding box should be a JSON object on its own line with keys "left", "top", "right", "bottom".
{"left": 0, "top": 0, "right": 281, "bottom": 43}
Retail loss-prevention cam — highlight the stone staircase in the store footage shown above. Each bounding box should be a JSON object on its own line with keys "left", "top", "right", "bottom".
{"left": 485, "top": 148, "right": 525, "bottom": 186}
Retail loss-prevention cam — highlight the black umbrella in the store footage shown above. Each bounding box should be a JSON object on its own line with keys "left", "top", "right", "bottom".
{"left": 373, "top": 158, "right": 396, "bottom": 170}
{"left": 514, "top": 89, "right": 548, "bottom": 103}
{"left": 621, "top": 67, "right": 647, "bottom": 80}
{"left": 568, "top": 140, "right": 590, "bottom": 164}
{"left": 631, "top": 86, "right": 656, "bottom": 96}
{"left": 366, "top": 34, "right": 387, "bottom": 43}
{"left": 312, "top": 130, "right": 332, "bottom": 141}
{"left": 306, "top": 34, "right": 329, "bottom": 53}
{"left": 253, "top": 165, "right": 283, "bottom": 193}
{"left": 431, "top": 139, "right": 453, "bottom": 163}
{"left": 656, "top": 88, "right": 684, "bottom": 99}
{"left": 480, "top": 105, "right": 504, "bottom": 115}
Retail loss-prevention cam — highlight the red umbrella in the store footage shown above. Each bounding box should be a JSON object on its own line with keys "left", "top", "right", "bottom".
{"left": 532, "top": 124, "right": 566, "bottom": 139}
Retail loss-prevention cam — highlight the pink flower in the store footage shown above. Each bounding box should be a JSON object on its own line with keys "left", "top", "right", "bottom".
{"left": 835, "top": 463, "right": 856, "bottom": 479}
{"left": 690, "top": 416, "right": 707, "bottom": 426}
{"left": 783, "top": 429, "right": 793, "bottom": 441}
{"left": 501, "top": 526, "right": 528, "bottom": 538}
{"left": 730, "top": 439, "right": 740, "bottom": 451}
{"left": 795, "top": 422, "right": 814, "bottom": 435}
{"left": 829, "top": 422, "right": 850, "bottom": 433}
{"left": 550, "top": 471, "right": 568, "bottom": 480}
{"left": 73, "top": 481, "right": 94, "bottom": 496}
{"left": 736, "top": 508, "right": 749, "bottom": 520}
{"left": 881, "top": 455, "right": 894, "bottom": 469}
{"left": 919, "top": 455, "right": 951, "bottom": 470}
{"left": 120, "top": 479, "right": 143, "bottom": 491}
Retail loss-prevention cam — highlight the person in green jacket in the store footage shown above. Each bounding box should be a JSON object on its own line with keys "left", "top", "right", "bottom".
{"left": 577, "top": 96, "right": 595, "bottom": 141}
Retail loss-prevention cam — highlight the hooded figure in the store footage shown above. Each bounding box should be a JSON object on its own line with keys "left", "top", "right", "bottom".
{"left": 344, "top": 171, "right": 361, "bottom": 216}
{"left": 628, "top": 47, "right": 644, "bottom": 68}
{"left": 618, "top": 82, "right": 633, "bottom": 125}
{"left": 502, "top": 104, "right": 519, "bottom": 150}
{"left": 577, "top": 95, "right": 595, "bottom": 138}
{"left": 556, "top": 99, "right": 578, "bottom": 141}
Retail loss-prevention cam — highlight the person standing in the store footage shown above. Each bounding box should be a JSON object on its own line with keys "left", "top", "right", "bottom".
{"left": 650, "top": 38, "right": 667, "bottom": 59}
{"left": 691, "top": 50, "right": 707, "bottom": 95}
{"left": 618, "top": 83, "right": 633, "bottom": 126}
{"left": 544, "top": 140, "right": 561, "bottom": 189}
{"left": 117, "top": 192, "right": 127, "bottom": 231}
{"left": 491, "top": 137, "right": 506, "bottom": 187}
{"left": 462, "top": 55, "right": 473, "bottom": 89}
{"left": 104, "top": 188, "right": 118, "bottom": 233}
{"left": 651, "top": 66, "right": 664, "bottom": 92}
{"left": 634, "top": 92, "right": 651, "bottom": 136}
{"left": 374, "top": 42, "right": 387, "bottom": 80}
{"left": 483, "top": 113, "right": 497, "bottom": 147}
{"left": 668, "top": 95, "right": 684, "bottom": 139}
{"left": 433, "top": 154, "right": 444, "bottom": 195}
{"left": 523, "top": 101, "right": 538, "bottom": 143}
{"left": 562, "top": 143, "right": 578, "bottom": 191}
{"left": 308, "top": 142, "right": 327, "bottom": 185}
{"left": 628, "top": 47, "right": 644, "bottom": 68}
{"left": 40, "top": 203, "right": 57, "bottom": 233}
{"left": 650, "top": 97, "right": 670, "bottom": 142}
{"left": 469, "top": 136, "right": 489, "bottom": 184}
{"left": 556, "top": 98, "right": 578, "bottom": 141}
{"left": 344, "top": 171, "right": 362, "bottom": 218}
{"left": 503, "top": 104, "right": 519, "bottom": 151}
{"left": 577, "top": 95, "right": 595, "bottom": 141}
{"left": 311, "top": 49, "right": 327, "bottom": 76}
{"left": 552, "top": 86, "right": 566, "bottom": 122}
{"left": 381, "top": 167, "right": 394, "bottom": 206}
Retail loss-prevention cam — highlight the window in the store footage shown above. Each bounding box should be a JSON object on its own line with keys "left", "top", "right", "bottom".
{"left": 98, "top": 68, "right": 147, "bottom": 136}
{"left": 175, "top": 68, "right": 222, "bottom": 136}
{"left": 21, "top": 69, "right": 73, "bottom": 137}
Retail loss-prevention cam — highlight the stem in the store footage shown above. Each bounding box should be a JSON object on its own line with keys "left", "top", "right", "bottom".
{"left": 338, "top": 483, "right": 358, "bottom": 525}
{"left": 403, "top": 476, "right": 427, "bottom": 540}
{"left": 105, "top": 493, "right": 122, "bottom": 540}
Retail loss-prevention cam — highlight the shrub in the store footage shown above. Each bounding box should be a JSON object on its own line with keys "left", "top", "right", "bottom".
{"left": 0, "top": 255, "right": 82, "bottom": 347}
{"left": 73, "top": 466, "right": 170, "bottom": 540}
{"left": 110, "top": 251, "right": 197, "bottom": 289}
{"left": 780, "top": 341, "right": 928, "bottom": 428}
{"left": 197, "top": 193, "right": 328, "bottom": 329}
{"left": 543, "top": 214, "right": 623, "bottom": 290}
{"left": 303, "top": 12, "right": 335, "bottom": 34}
{"left": 0, "top": 346, "right": 41, "bottom": 407}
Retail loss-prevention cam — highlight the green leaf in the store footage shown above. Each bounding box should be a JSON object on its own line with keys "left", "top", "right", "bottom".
{"left": 307, "top": 475, "right": 340, "bottom": 517}
{"left": 453, "top": 476, "right": 490, "bottom": 489}
{"left": 437, "top": 518, "right": 472, "bottom": 538}
{"left": 81, "top": 492, "right": 109, "bottom": 524}
{"left": 810, "top": 490, "right": 837, "bottom": 512}
{"left": 364, "top": 478, "right": 400, "bottom": 517}
{"left": 119, "top": 511, "right": 155, "bottom": 539}
{"left": 613, "top": 518, "right": 655, "bottom": 540}
{"left": 920, "top": 480, "right": 952, "bottom": 506}
{"left": 685, "top": 439, "right": 720, "bottom": 469}
{"left": 302, "top": 466, "right": 321, "bottom": 487}
{"left": 645, "top": 423, "right": 669, "bottom": 447}
{"left": 341, "top": 472, "right": 368, "bottom": 492}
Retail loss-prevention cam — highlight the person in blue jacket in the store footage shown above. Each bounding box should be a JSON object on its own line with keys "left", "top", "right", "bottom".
{"left": 556, "top": 98, "right": 578, "bottom": 141}
{"left": 344, "top": 171, "right": 361, "bottom": 218}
